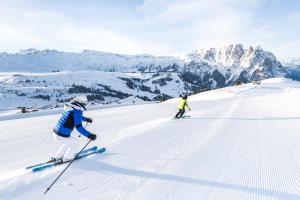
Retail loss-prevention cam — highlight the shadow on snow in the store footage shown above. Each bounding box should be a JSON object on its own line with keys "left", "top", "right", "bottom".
{"left": 77, "top": 160, "right": 300, "bottom": 200}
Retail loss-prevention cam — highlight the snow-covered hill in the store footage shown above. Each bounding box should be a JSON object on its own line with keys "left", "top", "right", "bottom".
{"left": 0, "top": 44, "right": 287, "bottom": 110}
{"left": 0, "top": 71, "right": 190, "bottom": 110}
{"left": 0, "top": 49, "right": 181, "bottom": 72}
{"left": 1, "top": 78, "right": 300, "bottom": 199}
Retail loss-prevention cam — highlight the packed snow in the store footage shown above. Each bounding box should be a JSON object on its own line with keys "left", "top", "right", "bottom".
{"left": 1, "top": 78, "right": 300, "bottom": 200}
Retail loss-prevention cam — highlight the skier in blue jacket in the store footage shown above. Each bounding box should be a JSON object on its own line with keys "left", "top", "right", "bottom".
{"left": 52, "top": 96, "right": 97, "bottom": 161}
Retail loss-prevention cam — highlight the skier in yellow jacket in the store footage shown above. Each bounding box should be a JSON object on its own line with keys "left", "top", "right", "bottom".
{"left": 175, "top": 94, "right": 191, "bottom": 118}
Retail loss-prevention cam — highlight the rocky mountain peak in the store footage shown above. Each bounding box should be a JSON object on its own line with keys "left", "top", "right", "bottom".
{"left": 0, "top": 44, "right": 287, "bottom": 88}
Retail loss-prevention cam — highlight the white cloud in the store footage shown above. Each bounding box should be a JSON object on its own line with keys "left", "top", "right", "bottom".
{"left": 0, "top": 0, "right": 299, "bottom": 58}
{"left": 136, "top": 0, "right": 257, "bottom": 46}
{"left": 136, "top": 0, "right": 300, "bottom": 58}
{"left": 0, "top": 1, "right": 172, "bottom": 55}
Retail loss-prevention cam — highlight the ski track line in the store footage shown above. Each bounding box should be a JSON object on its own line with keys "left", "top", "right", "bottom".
{"left": 173, "top": 94, "right": 300, "bottom": 200}
{"left": 144, "top": 111, "right": 244, "bottom": 200}
{"left": 200, "top": 117, "right": 243, "bottom": 200}
{"left": 73, "top": 124, "right": 199, "bottom": 198}
{"left": 249, "top": 93, "right": 297, "bottom": 200}
{"left": 122, "top": 135, "right": 199, "bottom": 200}
{"left": 119, "top": 127, "right": 207, "bottom": 200}
{"left": 154, "top": 96, "right": 242, "bottom": 200}
{"left": 74, "top": 97, "right": 240, "bottom": 199}
{"left": 229, "top": 94, "right": 300, "bottom": 200}
{"left": 74, "top": 99, "right": 237, "bottom": 195}
{"left": 175, "top": 97, "right": 244, "bottom": 200}
{"left": 114, "top": 136, "right": 215, "bottom": 199}
{"left": 218, "top": 120, "right": 257, "bottom": 200}
{"left": 258, "top": 115, "right": 299, "bottom": 199}
{"left": 120, "top": 96, "right": 242, "bottom": 200}
{"left": 207, "top": 111, "right": 261, "bottom": 200}
{"left": 74, "top": 134, "right": 193, "bottom": 199}
{"left": 128, "top": 90, "right": 300, "bottom": 200}
{"left": 274, "top": 116, "right": 300, "bottom": 196}
{"left": 76, "top": 116, "right": 211, "bottom": 199}
{"left": 256, "top": 94, "right": 283, "bottom": 199}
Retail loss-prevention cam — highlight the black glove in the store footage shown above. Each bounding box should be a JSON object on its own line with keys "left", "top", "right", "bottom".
{"left": 89, "top": 133, "right": 97, "bottom": 141}
{"left": 86, "top": 118, "right": 93, "bottom": 123}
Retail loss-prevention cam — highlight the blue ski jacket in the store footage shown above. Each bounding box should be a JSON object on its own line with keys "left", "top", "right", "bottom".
{"left": 54, "top": 107, "right": 91, "bottom": 138}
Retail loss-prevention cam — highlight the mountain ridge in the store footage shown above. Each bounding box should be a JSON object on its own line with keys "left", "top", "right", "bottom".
{"left": 0, "top": 44, "right": 290, "bottom": 109}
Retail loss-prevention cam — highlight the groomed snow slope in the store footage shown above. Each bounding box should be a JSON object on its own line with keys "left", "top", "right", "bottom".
{"left": 1, "top": 78, "right": 300, "bottom": 200}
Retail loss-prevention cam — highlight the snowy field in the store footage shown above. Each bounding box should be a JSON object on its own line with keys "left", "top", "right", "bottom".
{"left": 1, "top": 78, "right": 300, "bottom": 199}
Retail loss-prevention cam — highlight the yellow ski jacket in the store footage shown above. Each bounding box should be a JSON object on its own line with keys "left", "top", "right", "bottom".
{"left": 178, "top": 98, "right": 190, "bottom": 110}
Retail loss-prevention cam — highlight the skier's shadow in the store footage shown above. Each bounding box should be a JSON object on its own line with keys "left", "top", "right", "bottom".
{"left": 76, "top": 160, "right": 299, "bottom": 200}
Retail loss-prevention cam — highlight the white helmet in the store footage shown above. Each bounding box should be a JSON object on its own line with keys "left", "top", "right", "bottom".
{"left": 70, "top": 95, "right": 88, "bottom": 110}
{"left": 73, "top": 95, "right": 88, "bottom": 104}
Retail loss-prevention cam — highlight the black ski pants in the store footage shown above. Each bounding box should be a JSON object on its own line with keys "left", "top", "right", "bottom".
{"left": 175, "top": 109, "right": 185, "bottom": 118}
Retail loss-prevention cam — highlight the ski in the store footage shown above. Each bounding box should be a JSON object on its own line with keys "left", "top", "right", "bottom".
{"left": 26, "top": 146, "right": 98, "bottom": 170}
{"left": 74, "top": 145, "right": 98, "bottom": 156}
{"left": 172, "top": 115, "right": 191, "bottom": 120}
{"left": 31, "top": 147, "right": 106, "bottom": 173}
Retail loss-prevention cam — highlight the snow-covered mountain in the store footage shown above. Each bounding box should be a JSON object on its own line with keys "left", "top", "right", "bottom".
{"left": 0, "top": 49, "right": 181, "bottom": 72}
{"left": 0, "top": 44, "right": 287, "bottom": 110}
{"left": 0, "top": 72, "right": 189, "bottom": 110}
{"left": 182, "top": 45, "right": 285, "bottom": 87}
{"left": 0, "top": 44, "right": 285, "bottom": 78}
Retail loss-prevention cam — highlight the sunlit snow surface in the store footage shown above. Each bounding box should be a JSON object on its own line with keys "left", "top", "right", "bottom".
{"left": 1, "top": 78, "right": 300, "bottom": 200}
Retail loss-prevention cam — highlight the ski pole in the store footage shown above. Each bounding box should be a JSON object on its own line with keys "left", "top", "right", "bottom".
{"left": 78, "top": 122, "right": 89, "bottom": 138}
{"left": 44, "top": 139, "right": 92, "bottom": 195}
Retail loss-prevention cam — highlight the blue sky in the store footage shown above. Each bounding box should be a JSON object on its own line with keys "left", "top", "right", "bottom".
{"left": 0, "top": 0, "right": 299, "bottom": 59}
